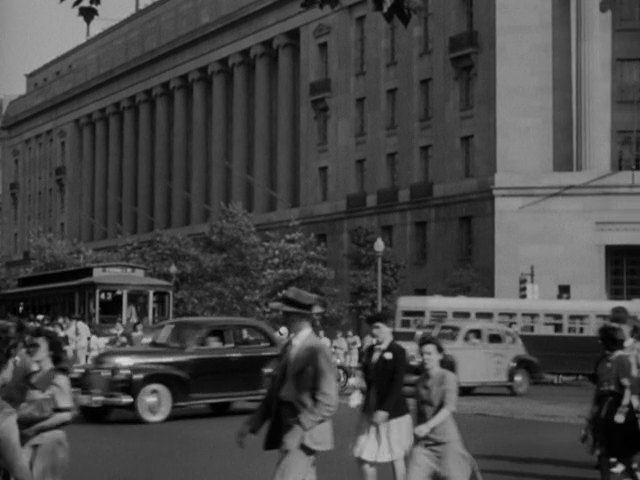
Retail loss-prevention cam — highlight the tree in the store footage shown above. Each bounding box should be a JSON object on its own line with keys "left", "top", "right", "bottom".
{"left": 440, "top": 263, "right": 491, "bottom": 297}
{"left": 59, "top": 0, "right": 101, "bottom": 38}
{"left": 300, "top": 0, "right": 421, "bottom": 27}
{"left": 347, "top": 226, "right": 404, "bottom": 328}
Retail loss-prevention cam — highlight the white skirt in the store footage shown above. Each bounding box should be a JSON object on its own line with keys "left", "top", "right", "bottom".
{"left": 353, "top": 413, "right": 413, "bottom": 463}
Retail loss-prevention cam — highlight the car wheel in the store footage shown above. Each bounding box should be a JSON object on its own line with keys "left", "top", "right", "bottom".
{"left": 80, "top": 406, "right": 112, "bottom": 423}
{"left": 135, "top": 383, "right": 173, "bottom": 423}
{"left": 208, "top": 402, "right": 232, "bottom": 416}
{"left": 510, "top": 368, "right": 531, "bottom": 396}
{"left": 459, "top": 386, "right": 475, "bottom": 396}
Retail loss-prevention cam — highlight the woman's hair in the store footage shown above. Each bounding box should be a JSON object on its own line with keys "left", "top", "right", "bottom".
{"left": 598, "top": 324, "right": 625, "bottom": 352}
{"left": 418, "top": 335, "right": 444, "bottom": 354}
{"left": 0, "top": 326, "right": 17, "bottom": 373}
{"left": 31, "top": 327, "right": 67, "bottom": 369}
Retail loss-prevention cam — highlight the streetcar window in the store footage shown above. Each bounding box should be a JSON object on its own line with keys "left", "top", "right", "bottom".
{"left": 568, "top": 315, "right": 588, "bottom": 335}
{"left": 520, "top": 313, "right": 540, "bottom": 333}
{"left": 542, "top": 314, "right": 564, "bottom": 334}
{"left": 497, "top": 312, "right": 517, "bottom": 327}
{"left": 475, "top": 312, "right": 494, "bottom": 320}
{"left": 452, "top": 311, "right": 471, "bottom": 319}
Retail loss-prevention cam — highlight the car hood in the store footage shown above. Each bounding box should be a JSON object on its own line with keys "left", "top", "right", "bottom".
{"left": 93, "top": 346, "right": 185, "bottom": 368}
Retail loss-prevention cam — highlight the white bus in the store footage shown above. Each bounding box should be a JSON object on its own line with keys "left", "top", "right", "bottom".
{"left": 394, "top": 296, "right": 640, "bottom": 375}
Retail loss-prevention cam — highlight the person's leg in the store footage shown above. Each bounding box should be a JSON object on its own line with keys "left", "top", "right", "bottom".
{"left": 357, "top": 459, "right": 377, "bottom": 480}
{"left": 406, "top": 446, "right": 438, "bottom": 480}
{"left": 273, "top": 447, "right": 315, "bottom": 480}
{"left": 598, "top": 454, "right": 612, "bottom": 480}
{"left": 392, "top": 457, "right": 407, "bottom": 480}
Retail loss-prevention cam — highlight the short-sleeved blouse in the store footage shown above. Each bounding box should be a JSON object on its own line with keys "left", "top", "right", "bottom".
{"left": 596, "top": 351, "right": 631, "bottom": 394}
{"left": 414, "top": 369, "right": 461, "bottom": 445}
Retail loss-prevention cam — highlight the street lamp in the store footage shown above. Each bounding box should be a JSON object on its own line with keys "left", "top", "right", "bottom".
{"left": 168, "top": 262, "right": 178, "bottom": 283}
{"left": 373, "top": 237, "right": 386, "bottom": 312}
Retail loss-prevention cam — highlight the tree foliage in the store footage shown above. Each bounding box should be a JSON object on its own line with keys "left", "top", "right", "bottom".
{"left": 347, "top": 226, "right": 404, "bottom": 324}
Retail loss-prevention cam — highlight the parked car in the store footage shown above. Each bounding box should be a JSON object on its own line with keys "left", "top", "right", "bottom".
{"left": 70, "top": 317, "right": 281, "bottom": 423}
{"left": 398, "top": 320, "right": 542, "bottom": 396}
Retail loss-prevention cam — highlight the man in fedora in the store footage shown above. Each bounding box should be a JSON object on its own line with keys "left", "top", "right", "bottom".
{"left": 236, "top": 287, "right": 339, "bottom": 480}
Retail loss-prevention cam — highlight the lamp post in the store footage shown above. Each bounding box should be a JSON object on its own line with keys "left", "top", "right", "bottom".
{"left": 373, "top": 237, "right": 386, "bottom": 312}
{"left": 168, "top": 262, "right": 178, "bottom": 320}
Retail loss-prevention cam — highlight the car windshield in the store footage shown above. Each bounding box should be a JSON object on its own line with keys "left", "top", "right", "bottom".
{"left": 150, "top": 323, "right": 202, "bottom": 348}
{"left": 436, "top": 325, "right": 460, "bottom": 343}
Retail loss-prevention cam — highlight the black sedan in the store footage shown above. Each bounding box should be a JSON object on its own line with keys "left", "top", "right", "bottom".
{"left": 71, "top": 317, "right": 281, "bottom": 424}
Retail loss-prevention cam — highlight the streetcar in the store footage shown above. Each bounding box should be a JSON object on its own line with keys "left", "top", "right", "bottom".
{"left": 394, "top": 295, "right": 640, "bottom": 375}
{"left": 0, "top": 263, "right": 173, "bottom": 333}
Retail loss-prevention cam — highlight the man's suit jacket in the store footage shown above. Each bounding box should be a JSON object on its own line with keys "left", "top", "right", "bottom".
{"left": 361, "top": 341, "right": 409, "bottom": 419}
{"left": 247, "top": 331, "right": 339, "bottom": 451}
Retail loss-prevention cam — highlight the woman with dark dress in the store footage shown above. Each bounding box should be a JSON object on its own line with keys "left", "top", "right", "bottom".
{"left": 353, "top": 311, "right": 413, "bottom": 480}
{"left": 407, "top": 336, "right": 482, "bottom": 480}
{"left": 584, "top": 324, "right": 640, "bottom": 480}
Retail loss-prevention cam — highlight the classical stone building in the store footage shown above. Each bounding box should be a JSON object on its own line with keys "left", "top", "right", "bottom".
{"left": 1, "top": 0, "right": 640, "bottom": 300}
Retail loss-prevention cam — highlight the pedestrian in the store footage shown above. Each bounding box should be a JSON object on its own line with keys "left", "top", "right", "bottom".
{"left": 332, "top": 330, "right": 348, "bottom": 363}
{"left": 353, "top": 311, "right": 413, "bottom": 480}
{"left": 346, "top": 330, "right": 362, "bottom": 370}
{"left": 583, "top": 324, "right": 640, "bottom": 480}
{"left": 0, "top": 328, "right": 32, "bottom": 480}
{"left": 19, "top": 328, "right": 74, "bottom": 480}
{"left": 65, "top": 315, "right": 90, "bottom": 365}
{"left": 318, "top": 329, "right": 332, "bottom": 350}
{"left": 130, "top": 322, "right": 145, "bottom": 347}
{"left": 236, "top": 286, "right": 339, "bottom": 480}
{"left": 406, "top": 336, "right": 483, "bottom": 480}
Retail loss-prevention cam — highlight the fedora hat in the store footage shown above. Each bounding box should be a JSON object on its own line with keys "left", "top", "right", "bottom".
{"left": 269, "top": 287, "right": 325, "bottom": 315}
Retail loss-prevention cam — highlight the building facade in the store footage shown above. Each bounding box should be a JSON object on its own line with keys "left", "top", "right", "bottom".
{"left": 1, "top": 0, "right": 639, "bottom": 300}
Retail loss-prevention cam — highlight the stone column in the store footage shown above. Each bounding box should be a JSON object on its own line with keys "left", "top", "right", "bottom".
{"left": 67, "top": 120, "right": 82, "bottom": 240}
{"left": 136, "top": 91, "right": 153, "bottom": 234}
{"left": 93, "top": 110, "right": 108, "bottom": 240}
{"left": 250, "top": 43, "right": 274, "bottom": 213}
{"left": 208, "top": 61, "right": 230, "bottom": 217}
{"left": 273, "top": 34, "right": 299, "bottom": 209}
{"left": 121, "top": 97, "right": 137, "bottom": 235}
{"left": 152, "top": 84, "right": 170, "bottom": 230}
{"left": 170, "top": 77, "right": 188, "bottom": 227}
{"left": 80, "top": 115, "right": 94, "bottom": 241}
{"left": 575, "top": 0, "right": 611, "bottom": 171}
{"left": 106, "top": 105, "right": 122, "bottom": 239}
{"left": 189, "top": 69, "right": 208, "bottom": 224}
{"left": 229, "top": 52, "right": 251, "bottom": 208}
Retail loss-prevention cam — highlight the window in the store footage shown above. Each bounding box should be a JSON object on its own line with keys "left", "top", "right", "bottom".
{"left": 464, "top": 0, "right": 474, "bottom": 31}
{"left": 422, "top": 0, "right": 432, "bottom": 53}
{"left": 414, "top": 221, "right": 427, "bottom": 262}
{"left": 13, "top": 158, "right": 18, "bottom": 181}
{"left": 419, "top": 145, "right": 432, "bottom": 183}
{"left": 59, "top": 186, "right": 66, "bottom": 214}
{"left": 355, "top": 97, "right": 366, "bottom": 137}
{"left": 616, "top": 131, "right": 640, "bottom": 170}
{"left": 381, "top": 225, "right": 394, "bottom": 248}
{"left": 48, "top": 188, "right": 53, "bottom": 219}
{"left": 452, "top": 311, "right": 471, "bottom": 319}
{"left": 319, "top": 166, "right": 328, "bottom": 201}
{"left": 387, "top": 20, "right": 397, "bottom": 65}
{"left": 487, "top": 331, "right": 504, "bottom": 344}
{"left": 542, "top": 314, "right": 564, "bottom": 334}
{"left": 386, "top": 89, "right": 398, "bottom": 130}
{"left": 317, "top": 42, "right": 329, "bottom": 79}
{"left": 520, "top": 313, "right": 539, "bottom": 333}
{"left": 459, "top": 66, "right": 474, "bottom": 110}
{"left": 459, "top": 216, "right": 473, "bottom": 262}
{"left": 313, "top": 100, "right": 329, "bottom": 146}
{"left": 615, "top": 60, "right": 640, "bottom": 102}
{"left": 419, "top": 79, "right": 432, "bottom": 121}
{"left": 60, "top": 222, "right": 65, "bottom": 236}
{"left": 60, "top": 140, "right": 66, "bottom": 164}
{"left": 618, "top": 0, "right": 640, "bottom": 27}
{"left": 568, "top": 315, "right": 588, "bottom": 335}
{"left": 12, "top": 199, "right": 18, "bottom": 224}
{"left": 464, "top": 329, "right": 483, "bottom": 344}
{"left": 606, "top": 245, "right": 640, "bottom": 300}
{"left": 386, "top": 152, "right": 398, "bottom": 187}
{"left": 232, "top": 327, "right": 272, "bottom": 348}
{"left": 355, "top": 16, "right": 366, "bottom": 74}
{"left": 461, "top": 135, "right": 474, "bottom": 178}
{"left": 414, "top": 288, "right": 427, "bottom": 295}
{"left": 355, "top": 159, "right": 366, "bottom": 193}
{"left": 198, "top": 328, "right": 231, "bottom": 348}
{"left": 315, "top": 233, "right": 328, "bottom": 247}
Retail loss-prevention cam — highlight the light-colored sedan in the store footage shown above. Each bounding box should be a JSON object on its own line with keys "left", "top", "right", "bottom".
{"left": 400, "top": 320, "right": 542, "bottom": 395}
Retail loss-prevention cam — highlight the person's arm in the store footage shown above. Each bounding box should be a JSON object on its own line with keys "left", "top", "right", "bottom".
{"left": 415, "top": 372, "right": 456, "bottom": 436}
{"left": 0, "top": 416, "right": 32, "bottom": 480}
{"left": 298, "top": 345, "right": 339, "bottom": 431}
{"left": 23, "top": 375, "right": 74, "bottom": 437}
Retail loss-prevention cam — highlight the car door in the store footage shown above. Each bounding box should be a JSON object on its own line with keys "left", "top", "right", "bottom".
{"left": 452, "top": 327, "right": 486, "bottom": 385}
{"left": 226, "top": 325, "right": 278, "bottom": 394}
{"left": 189, "top": 326, "right": 237, "bottom": 398}
{"left": 484, "top": 328, "right": 511, "bottom": 382}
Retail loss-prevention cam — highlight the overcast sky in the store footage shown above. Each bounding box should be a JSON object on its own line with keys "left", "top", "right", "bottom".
{"left": 0, "top": 1, "right": 155, "bottom": 95}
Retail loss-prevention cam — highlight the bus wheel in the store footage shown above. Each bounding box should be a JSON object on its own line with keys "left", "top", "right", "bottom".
{"left": 80, "top": 406, "right": 111, "bottom": 423}
{"left": 510, "top": 368, "right": 531, "bottom": 396}
{"left": 459, "top": 387, "right": 475, "bottom": 396}
{"left": 135, "top": 383, "right": 173, "bottom": 423}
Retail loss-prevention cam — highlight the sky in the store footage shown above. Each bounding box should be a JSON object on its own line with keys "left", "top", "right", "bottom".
{"left": 0, "top": 0, "right": 157, "bottom": 96}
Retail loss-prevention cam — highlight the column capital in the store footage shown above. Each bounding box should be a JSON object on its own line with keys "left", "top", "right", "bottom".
{"left": 208, "top": 60, "right": 230, "bottom": 76}
{"left": 273, "top": 33, "right": 299, "bottom": 51}
{"left": 188, "top": 69, "right": 207, "bottom": 84}
{"left": 152, "top": 84, "right": 169, "bottom": 98}
{"left": 249, "top": 43, "right": 275, "bottom": 60}
{"left": 135, "top": 91, "right": 151, "bottom": 105}
{"left": 91, "top": 110, "right": 106, "bottom": 122}
{"left": 228, "top": 52, "right": 250, "bottom": 69}
{"left": 120, "top": 97, "right": 135, "bottom": 111}
{"left": 169, "top": 77, "right": 188, "bottom": 91}
{"left": 79, "top": 115, "right": 92, "bottom": 127}
{"left": 106, "top": 104, "right": 120, "bottom": 116}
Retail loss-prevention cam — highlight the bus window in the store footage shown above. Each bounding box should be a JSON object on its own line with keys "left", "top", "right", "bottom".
{"left": 430, "top": 311, "right": 447, "bottom": 323}
{"left": 498, "top": 312, "right": 517, "bottom": 328}
{"left": 452, "top": 311, "right": 471, "bottom": 319}
{"left": 568, "top": 315, "right": 588, "bottom": 335}
{"left": 475, "top": 312, "right": 494, "bottom": 321}
{"left": 542, "top": 314, "right": 564, "bottom": 334}
{"left": 398, "top": 310, "right": 426, "bottom": 330}
{"left": 520, "top": 313, "right": 539, "bottom": 333}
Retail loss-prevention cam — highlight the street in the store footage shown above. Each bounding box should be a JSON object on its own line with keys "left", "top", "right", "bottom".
{"left": 65, "top": 388, "right": 597, "bottom": 480}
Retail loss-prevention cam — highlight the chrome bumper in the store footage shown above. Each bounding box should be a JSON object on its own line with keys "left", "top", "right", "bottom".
{"left": 75, "top": 390, "right": 134, "bottom": 407}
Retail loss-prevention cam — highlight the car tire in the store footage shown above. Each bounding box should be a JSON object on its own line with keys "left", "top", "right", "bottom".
{"left": 459, "top": 386, "right": 475, "bottom": 396}
{"left": 79, "top": 406, "right": 112, "bottom": 423}
{"left": 135, "top": 383, "right": 173, "bottom": 424}
{"left": 208, "top": 402, "right": 232, "bottom": 416}
{"left": 510, "top": 368, "right": 531, "bottom": 396}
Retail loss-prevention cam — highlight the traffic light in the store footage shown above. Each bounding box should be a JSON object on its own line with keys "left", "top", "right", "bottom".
{"left": 518, "top": 275, "right": 528, "bottom": 299}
